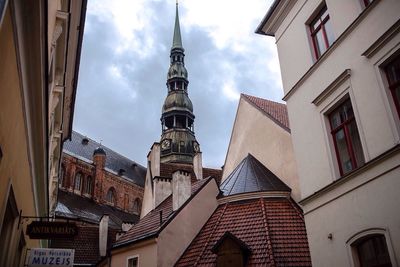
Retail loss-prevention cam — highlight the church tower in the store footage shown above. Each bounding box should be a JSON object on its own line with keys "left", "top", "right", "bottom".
{"left": 159, "top": 3, "right": 200, "bottom": 164}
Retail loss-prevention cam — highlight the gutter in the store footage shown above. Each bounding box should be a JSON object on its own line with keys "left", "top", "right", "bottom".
{"left": 255, "top": 0, "right": 280, "bottom": 35}
{"left": 64, "top": 0, "right": 87, "bottom": 142}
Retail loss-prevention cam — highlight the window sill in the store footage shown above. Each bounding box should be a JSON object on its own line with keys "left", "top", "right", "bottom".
{"left": 299, "top": 144, "right": 400, "bottom": 206}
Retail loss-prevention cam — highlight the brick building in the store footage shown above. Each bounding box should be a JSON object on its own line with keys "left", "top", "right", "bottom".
{"left": 49, "top": 131, "right": 146, "bottom": 266}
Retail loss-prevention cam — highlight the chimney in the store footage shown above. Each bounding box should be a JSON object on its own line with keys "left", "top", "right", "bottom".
{"left": 148, "top": 143, "right": 160, "bottom": 177}
{"left": 153, "top": 176, "right": 172, "bottom": 207}
{"left": 193, "top": 152, "right": 203, "bottom": 180}
{"left": 99, "top": 214, "right": 109, "bottom": 257}
{"left": 172, "top": 170, "right": 191, "bottom": 211}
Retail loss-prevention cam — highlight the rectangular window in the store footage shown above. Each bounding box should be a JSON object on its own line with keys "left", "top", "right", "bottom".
{"left": 329, "top": 99, "right": 364, "bottom": 175}
{"left": 128, "top": 257, "right": 138, "bottom": 267}
{"left": 309, "top": 5, "right": 335, "bottom": 59}
{"left": 384, "top": 55, "right": 400, "bottom": 119}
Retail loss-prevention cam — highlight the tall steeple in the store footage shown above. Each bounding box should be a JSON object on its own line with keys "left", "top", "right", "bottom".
{"left": 159, "top": 2, "right": 200, "bottom": 164}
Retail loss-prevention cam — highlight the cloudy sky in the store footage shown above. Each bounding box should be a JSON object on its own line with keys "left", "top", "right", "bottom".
{"left": 73, "top": 0, "right": 282, "bottom": 168}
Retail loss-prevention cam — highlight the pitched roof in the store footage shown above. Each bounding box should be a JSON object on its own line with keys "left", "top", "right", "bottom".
{"left": 220, "top": 154, "right": 291, "bottom": 196}
{"left": 242, "top": 94, "right": 290, "bottom": 132}
{"left": 175, "top": 198, "right": 311, "bottom": 266}
{"left": 63, "top": 131, "right": 146, "bottom": 187}
{"left": 160, "top": 162, "right": 222, "bottom": 184}
{"left": 113, "top": 177, "right": 212, "bottom": 247}
{"left": 55, "top": 190, "right": 139, "bottom": 229}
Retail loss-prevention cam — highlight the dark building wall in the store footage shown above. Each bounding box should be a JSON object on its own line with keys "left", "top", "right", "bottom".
{"left": 60, "top": 153, "right": 143, "bottom": 214}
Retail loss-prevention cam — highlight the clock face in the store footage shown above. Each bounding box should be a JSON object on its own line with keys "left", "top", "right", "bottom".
{"left": 161, "top": 139, "right": 171, "bottom": 150}
{"left": 193, "top": 142, "right": 200, "bottom": 153}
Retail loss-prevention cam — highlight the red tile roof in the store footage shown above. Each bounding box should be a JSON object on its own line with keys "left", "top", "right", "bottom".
{"left": 242, "top": 94, "right": 290, "bottom": 131}
{"left": 175, "top": 198, "right": 311, "bottom": 266}
{"left": 114, "top": 177, "right": 213, "bottom": 248}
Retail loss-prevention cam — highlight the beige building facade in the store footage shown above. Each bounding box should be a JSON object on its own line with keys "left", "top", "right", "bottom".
{"left": 0, "top": 0, "right": 86, "bottom": 266}
{"left": 257, "top": 0, "right": 400, "bottom": 266}
{"left": 222, "top": 94, "right": 301, "bottom": 201}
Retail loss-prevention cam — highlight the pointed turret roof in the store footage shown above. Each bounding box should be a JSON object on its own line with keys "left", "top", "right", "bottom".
{"left": 172, "top": 2, "right": 183, "bottom": 50}
{"left": 220, "top": 153, "right": 291, "bottom": 196}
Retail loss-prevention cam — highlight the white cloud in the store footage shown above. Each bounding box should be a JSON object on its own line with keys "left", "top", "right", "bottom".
{"left": 222, "top": 80, "right": 240, "bottom": 101}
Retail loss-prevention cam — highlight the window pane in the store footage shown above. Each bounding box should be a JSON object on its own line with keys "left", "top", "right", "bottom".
{"left": 334, "top": 129, "right": 353, "bottom": 173}
{"left": 324, "top": 19, "right": 335, "bottom": 46}
{"left": 330, "top": 111, "right": 342, "bottom": 129}
{"left": 357, "top": 235, "right": 392, "bottom": 267}
{"left": 128, "top": 257, "right": 138, "bottom": 267}
{"left": 315, "top": 30, "right": 326, "bottom": 56}
{"left": 386, "top": 57, "right": 400, "bottom": 85}
{"left": 341, "top": 100, "right": 354, "bottom": 121}
{"left": 348, "top": 121, "right": 364, "bottom": 168}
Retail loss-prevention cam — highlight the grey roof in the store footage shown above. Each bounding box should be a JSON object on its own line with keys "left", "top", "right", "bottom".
{"left": 220, "top": 154, "right": 291, "bottom": 196}
{"left": 55, "top": 190, "right": 139, "bottom": 229}
{"left": 63, "top": 131, "right": 146, "bottom": 187}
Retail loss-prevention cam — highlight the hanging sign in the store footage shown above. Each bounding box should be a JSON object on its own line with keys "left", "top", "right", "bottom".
{"left": 26, "top": 221, "right": 78, "bottom": 239}
{"left": 27, "top": 248, "right": 74, "bottom": 267}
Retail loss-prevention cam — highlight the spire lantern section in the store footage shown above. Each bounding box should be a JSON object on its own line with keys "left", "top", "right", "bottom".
{"left": 160, "top": 3, "right": 200, "bottom": 164}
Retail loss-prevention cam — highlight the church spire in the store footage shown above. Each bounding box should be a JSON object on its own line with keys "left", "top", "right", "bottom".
{"left": 172, "top": 2, "right": 183, "bottom": 50}
{"left": 159, "top": 2, "right": 200, "bottom": 164}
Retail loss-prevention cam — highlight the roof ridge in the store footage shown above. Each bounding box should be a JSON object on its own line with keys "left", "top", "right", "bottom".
{"left": 193, "top": 203, "right": 228, "bottom": 266}
{"left": 260, "top": 198, "right": 276, "bottom": 266}
{"left": 242, "top": 93, "right": 285, "bottom": 107}
{"left": 240, "top": 94, "right": 290, "bottom": 132}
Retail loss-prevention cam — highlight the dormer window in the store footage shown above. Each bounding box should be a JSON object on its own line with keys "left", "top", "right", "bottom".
{"left": 81, "top": 137, "right": 89, "bottom": 145}
{"left": 118, "top": 168, "right": 125, "bottom": 176}
{"left": 211, "top": 232, "right": 251, "bottom": 267}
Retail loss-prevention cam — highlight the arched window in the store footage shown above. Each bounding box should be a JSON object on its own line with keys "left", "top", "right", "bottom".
{"left": 352, "top": 234, "right": 392, "bottom": 267}
{"left": 59, "top": 165, "right": 65, "bottom": 188}
{"left": 84, "top": 176, "right": 93, "bottom": 195}
{"left": 132, "top": 198, "right": 141, "bottom": 214}
{"left": 106, "top": 187, "right": 116, "bottom": 205}
{"left": 74, "top": 172, "right": 82, "bottom": 191}
{"left": 347, "top": 229, "right": 394, "bottom": 267}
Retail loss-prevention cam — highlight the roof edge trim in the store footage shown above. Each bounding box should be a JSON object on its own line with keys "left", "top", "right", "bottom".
{"left": 218, "top": 191, "right": 290, "bottom": 205}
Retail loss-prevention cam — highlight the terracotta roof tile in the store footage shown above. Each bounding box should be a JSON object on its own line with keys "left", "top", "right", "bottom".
{"left": 242, "top": 94, "right": 290, "bottom": 131}
{"left": 175, "top": 198, "right": 311, "bottom": 267}
{"left": 114, "top": 178, "right": 212, "bottom": 247}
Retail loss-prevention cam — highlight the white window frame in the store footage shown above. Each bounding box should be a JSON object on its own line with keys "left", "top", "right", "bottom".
{"left": 315, "top": 70, "right": 368, "bottom": 180}
{"left": 126, "top": 255, "right": 139, "bottom": 267}
{"left": 373, "top": 43, "right": 400, "bottom": 144}
{"left": 346, "top": 228, "right": 398, "bottom": 267}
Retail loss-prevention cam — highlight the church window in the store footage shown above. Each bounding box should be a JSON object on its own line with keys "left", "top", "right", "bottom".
{"left": 179, "top": 141, "right": 185, "bottom": 153}
{"left": 106, "top": 187, "right": 116, "bottom": 205}
{"left": 132, "top": 198, "right": 141, "bottom": 214}
{"left": 74, "top": 172, "right": 82, "bottom": 191}
{"left": 352, "top": 234, "right": 392, "bottom": 267}
{"left": 84, "top": 176, "right": 93, "bottom": 195}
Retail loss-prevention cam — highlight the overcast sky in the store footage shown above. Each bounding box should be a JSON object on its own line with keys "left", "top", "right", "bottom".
{"left": 73, "top": 0, "right": 282, "bottom": 168}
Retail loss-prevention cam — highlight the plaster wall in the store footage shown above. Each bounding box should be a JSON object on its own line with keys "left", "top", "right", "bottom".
{"left": 275, "top": 0, "right": 400, "bottom": 197}
{"left": 222, "top": 98, "right": 300, "bottom": 201}
{"left": 268, "top": 0, "right": 400, "bottom": 265}
{"left": 158, "top": 179, "right": 220, "bottom": 267}
{"left": 302, "top": 156, "right": 400, "bottom": 266}
{"left": 110, "top": 240, "right": 157, "bottom": 267}
{"left": 0, "top": 6, "right": 41, "bottom": 261}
